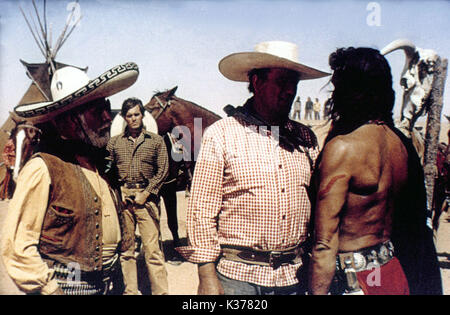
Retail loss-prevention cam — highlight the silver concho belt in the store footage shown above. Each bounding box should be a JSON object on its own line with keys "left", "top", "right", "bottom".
{"left": 337, "top": 240, "right": 395, "bottom": 272}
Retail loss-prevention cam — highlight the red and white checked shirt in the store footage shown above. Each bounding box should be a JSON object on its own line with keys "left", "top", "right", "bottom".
{"left": 178, "top": 115, "right": 319, "bottom": 287}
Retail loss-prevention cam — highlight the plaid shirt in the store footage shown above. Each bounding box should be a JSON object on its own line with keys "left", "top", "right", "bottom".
{"left": 178, "top": 115, "right": 319, "bottom": 287}
{"left": 106, "top": 129, "right": 169, "bottom": 195}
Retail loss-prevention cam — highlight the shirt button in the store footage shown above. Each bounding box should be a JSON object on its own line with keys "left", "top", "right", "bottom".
{"left": 94, "top": 196, "right": 98, "bottom": 202}
{"left": 279, "top": 164, "right": 282, "bottom": 169}
{"left": 282, "top": 215, "right": 286, "bottom": 220}
{"left": 95, "top": 234, "right": 99, "bottom": 240}
{"left": 96, "top": 223, "right": 100, "bottom": 229}
{"left": 95, "top": 209, "right": 99, "bottom": 215}
{"left": 95, "top": 246, "right": 100, "bottom": 251}
{"left": 281, "top": 188, "right": 285, "bottom": 193}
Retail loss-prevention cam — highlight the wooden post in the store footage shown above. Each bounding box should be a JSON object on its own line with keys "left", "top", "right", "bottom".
{"left": 423, "top": 57, "right": 448, "bottom": 228}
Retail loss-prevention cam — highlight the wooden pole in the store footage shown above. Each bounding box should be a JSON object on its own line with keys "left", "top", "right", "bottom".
{"left": 423, "top": 57, "right": 448, "bottom": 228}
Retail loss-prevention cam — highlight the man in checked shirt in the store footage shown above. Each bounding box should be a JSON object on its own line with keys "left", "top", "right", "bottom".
{"left": 177, "top": 41, "right": 329, "bottom": 295}
{"left": 107, "top": 97, "right": 169, "bottom": 295}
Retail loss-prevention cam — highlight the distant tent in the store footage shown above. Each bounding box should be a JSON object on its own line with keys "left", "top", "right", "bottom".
{"left": 0, "top": 0, "right": 84, "bottom": 199}
{"left": 18, "top": 60, "right": 87, "bottom": 105}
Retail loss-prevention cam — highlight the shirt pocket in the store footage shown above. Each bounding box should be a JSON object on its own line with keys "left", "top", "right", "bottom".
{"left": 225, "top": 154, "right": 275, "bottom": 193}
{"left": 40, "top": 205, "right": 76, "bottom": 246}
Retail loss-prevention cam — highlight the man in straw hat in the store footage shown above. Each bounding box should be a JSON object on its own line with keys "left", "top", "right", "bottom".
{"left": 308, "top": 47, "right": 441, "bottom": 295}
{"left": 1, "top": 62, "right": 139, "bottom": 295}
{"left": 177, "top": 41, "right": 329, "bottom": 295}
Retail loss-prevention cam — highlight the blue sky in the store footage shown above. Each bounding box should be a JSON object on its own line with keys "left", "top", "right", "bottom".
{"left": 0, "top": 0, "right": 449, "bottom": 123}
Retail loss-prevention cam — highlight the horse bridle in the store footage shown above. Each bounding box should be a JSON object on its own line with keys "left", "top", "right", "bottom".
{"left": 153, "top": 95, "right": 193, "bottom": 184}
{"left": 153, "top": 95, "right": 172, "bottom": 120}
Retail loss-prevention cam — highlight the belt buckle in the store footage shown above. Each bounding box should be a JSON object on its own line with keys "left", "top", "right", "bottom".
{"left": 269, "top": 251, "right": 283, "bottom": 269}
{"left": 352, "top": 253, "right": 366, "bottom": 271}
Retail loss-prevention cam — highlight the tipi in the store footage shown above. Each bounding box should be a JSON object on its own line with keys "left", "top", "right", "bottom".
{"left": 0, "top": 0, "right": 85, "bottom": 198}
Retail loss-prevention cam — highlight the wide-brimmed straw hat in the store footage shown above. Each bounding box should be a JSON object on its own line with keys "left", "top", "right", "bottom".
{"left": 219, "top": 41, "right": 329, "bottom": 82}
{"left": 14, "top": 62, "right": 139, "bottom": 124}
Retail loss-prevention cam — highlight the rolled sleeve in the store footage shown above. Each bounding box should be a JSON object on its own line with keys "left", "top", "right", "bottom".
{"left": 176, "top": 126, "right": 224, "bottom": 263}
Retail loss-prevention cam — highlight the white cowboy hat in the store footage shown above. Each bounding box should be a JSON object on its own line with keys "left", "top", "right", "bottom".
{"left": 219, "top": 41, "right": 329, "bottom": 82}
{"left": 14, "top": 62, "right": 139, "bottom": 124}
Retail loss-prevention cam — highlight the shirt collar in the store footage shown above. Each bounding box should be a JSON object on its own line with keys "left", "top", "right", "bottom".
{"left": 122, "top": 126, "right": 151, "bottom": 139}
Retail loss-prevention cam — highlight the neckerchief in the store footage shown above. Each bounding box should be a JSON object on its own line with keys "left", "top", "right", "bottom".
{"left": 223, "top": 99, "right": 317, "bottom": 151}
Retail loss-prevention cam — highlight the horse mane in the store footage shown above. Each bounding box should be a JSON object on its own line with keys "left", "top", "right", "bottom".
{"left": 174, "top": 97, "right": 221, "bottom": 120}
{"left": 151, "top": 88, "right": 221, "bottom": 120}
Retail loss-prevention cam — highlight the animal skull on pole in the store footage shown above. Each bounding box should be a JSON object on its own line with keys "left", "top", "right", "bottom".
{"left": 381, "top": 39, "right": 439, "bottom": 136}
{"left": 382, "top": 39, "right": 448, "bottom": 228}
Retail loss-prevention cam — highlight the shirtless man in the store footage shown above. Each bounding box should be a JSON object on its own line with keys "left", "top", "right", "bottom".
{"left": 309, "top": 47, "right": 442, "bottom": 295}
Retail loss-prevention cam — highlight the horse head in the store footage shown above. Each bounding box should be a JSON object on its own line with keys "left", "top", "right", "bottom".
{"left": 144, "top": 86, "right": 221, "bottom": 164}
{"left": 144, "top": 86, "right": 178, "bottom": 134}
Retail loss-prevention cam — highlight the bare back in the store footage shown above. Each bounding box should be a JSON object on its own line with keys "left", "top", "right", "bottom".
{"left": 338, "top": 124, "right": 409, "bottom": 251}
{"left": 314, "top": 123, "right": 409, "bottom": 253}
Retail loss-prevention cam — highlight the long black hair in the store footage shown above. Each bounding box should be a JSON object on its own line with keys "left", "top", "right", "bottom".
{"left": 325, "top": 47, "right": 395, "bottom": 141}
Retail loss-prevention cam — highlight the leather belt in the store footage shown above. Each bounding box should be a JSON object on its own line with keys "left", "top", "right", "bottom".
{"left": 122, "top": 181, "right": 148, "bottom": 189}
{"left": 221, "top": 244, "right": 304, "bottom": 269}
{"left": 337, "top": 240, "right": 395, "bottom": 273}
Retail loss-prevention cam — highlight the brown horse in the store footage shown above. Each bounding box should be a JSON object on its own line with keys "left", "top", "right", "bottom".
{"left": 144, "top": 86, "right": 221, "bottom": 247}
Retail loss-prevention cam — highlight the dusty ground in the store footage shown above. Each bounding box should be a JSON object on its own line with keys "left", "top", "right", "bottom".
{"left": 435, "top": 210, "right": 450, "bottom": 295}
{"left": 0, "top": 191, "right": 449, "bottom": 295}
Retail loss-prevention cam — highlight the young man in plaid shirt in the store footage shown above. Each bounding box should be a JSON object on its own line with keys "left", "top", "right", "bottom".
{"left": 177, "top": 41, "right": 329, "bottom": 295}
{"left": 107, "top": 98, "right": 169, "bottom": 295}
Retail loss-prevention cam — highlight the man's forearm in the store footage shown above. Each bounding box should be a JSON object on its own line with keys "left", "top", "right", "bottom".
{"left": 309, "top": 242, "right": 338, "bottom": 295}
{"left": 145, "top": 162, "right": 168, "bottom": 195}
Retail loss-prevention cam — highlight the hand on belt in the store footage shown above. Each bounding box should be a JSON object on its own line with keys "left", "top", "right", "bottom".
{"left": 221, "top": 245, "right": 304, "bottom": 269}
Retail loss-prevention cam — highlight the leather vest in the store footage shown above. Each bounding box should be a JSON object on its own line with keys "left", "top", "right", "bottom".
{"left": 36, "top": 153, "right": 132, "bottom": 272}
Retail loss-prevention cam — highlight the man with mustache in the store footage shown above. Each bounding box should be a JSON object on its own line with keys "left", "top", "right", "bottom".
{"left": 1, "top": 63, "right": 138, "bottom": 295}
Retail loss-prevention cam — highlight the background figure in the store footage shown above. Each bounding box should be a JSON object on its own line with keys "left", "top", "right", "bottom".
{"left": 1, "top": 63, "right": 138, "bottom": 295}
{"left": 313, "top": 98, "right": 321, "bottom": 120}
{"left": 177, "top": 41, "right": 328, "bottom": 295}
{"left": 107, "top": 98, "right": 169, "bottom": 295}
{"left": 309, "top": 47, "right": 442, "bottom": 295}
{"left": 305, "top": 97, "right": 313, "bottom": 120}
{"left": 291, "top": 96, "right": 301, "bottom": 120}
